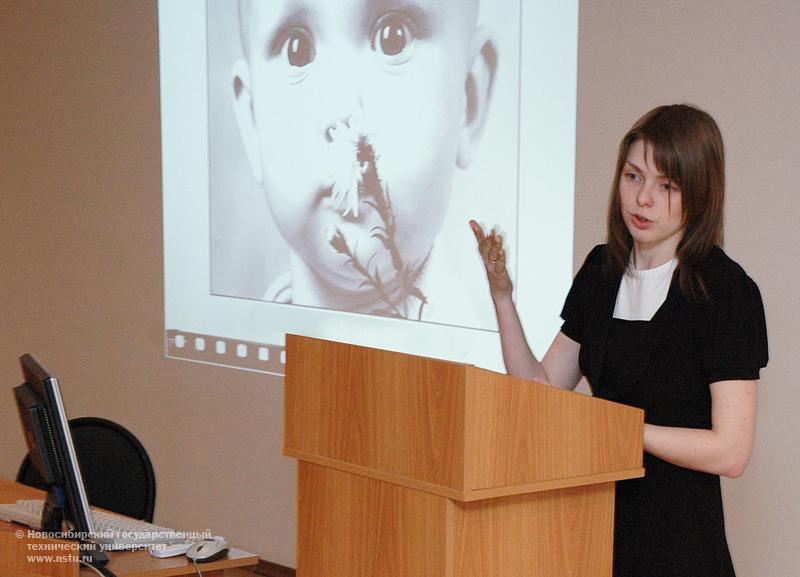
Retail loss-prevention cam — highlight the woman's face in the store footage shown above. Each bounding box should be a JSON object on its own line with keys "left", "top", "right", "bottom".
{"left": 618, "top": 139, "right": 685, "bottom": 259}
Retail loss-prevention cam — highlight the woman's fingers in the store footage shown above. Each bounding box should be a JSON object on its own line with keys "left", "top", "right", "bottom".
{"left": 495, "top": 236, "right": 506, "bottom": 265}
{"left": 470, "top": 221, "right": 508, "bottom": 274}
{"left": 469, "top": 220, "right": 487, "bottom": 251}
{"left": 470, "top": 221, "right": 512, "bottom": 295}
{"left": 487, "top": 236, "right": 505, "bottom": 265}
{"left": 469, "top": 220, "right": 492, "bottom": 259}
{"left": 469, "top": 220, "right": 483, "bottom": 237}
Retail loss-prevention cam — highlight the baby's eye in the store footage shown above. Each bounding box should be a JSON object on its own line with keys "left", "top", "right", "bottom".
{"left": 371, "top": 11, "right": 417, "bottom": 63}
{"left": 278, "top": 27, "right": 315, "bottom": 68}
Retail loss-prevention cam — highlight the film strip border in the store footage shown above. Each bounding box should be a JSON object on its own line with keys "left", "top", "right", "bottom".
{"left": 166, "top": 329, "right": 286, "bottom": 376}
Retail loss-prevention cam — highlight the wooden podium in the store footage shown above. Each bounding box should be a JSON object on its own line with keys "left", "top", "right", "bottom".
{"left": 284, "top": 335, "right": 644, "bottom": 577}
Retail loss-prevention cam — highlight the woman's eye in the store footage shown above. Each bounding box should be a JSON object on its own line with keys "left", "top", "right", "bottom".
{"left": 279, "top": 27, "right": 315, "bottom": 68}
{"left": 624, "top": 172, "right": 639, "bottom": 182}
{"left": 372, "top": 12, "right": 417, "bottom": 61}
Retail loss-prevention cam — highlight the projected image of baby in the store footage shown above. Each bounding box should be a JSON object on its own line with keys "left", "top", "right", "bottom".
{"left": 231, "top": 0, "right": 496, "bottom": 320}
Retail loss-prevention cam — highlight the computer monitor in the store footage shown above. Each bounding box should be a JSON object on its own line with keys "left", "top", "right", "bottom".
{"left": 14, "top": 354, "right": 95, "bottom": 536}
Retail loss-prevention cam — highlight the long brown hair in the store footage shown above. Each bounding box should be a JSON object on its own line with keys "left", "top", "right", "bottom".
{"left": 606, "top": 104, "right": 725, "bottom": 300}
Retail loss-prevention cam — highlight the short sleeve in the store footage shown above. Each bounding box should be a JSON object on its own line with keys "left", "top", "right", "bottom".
{"left": 702, "top": 268, "right": 769, "bottom": 383}
{"left": 560, "top": 245, "right": 604, "bottom": 344}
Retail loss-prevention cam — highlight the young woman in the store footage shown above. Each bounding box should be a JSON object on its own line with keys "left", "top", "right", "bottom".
{"left": 470, "top": 104, "right": 768, "bottom": 577}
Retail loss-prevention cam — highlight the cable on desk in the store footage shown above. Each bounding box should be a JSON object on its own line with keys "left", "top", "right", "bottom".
{"left": 80, "top": 560, "right": 118, "bottom": 577}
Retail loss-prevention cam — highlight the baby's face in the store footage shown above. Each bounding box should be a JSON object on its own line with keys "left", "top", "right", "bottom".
{"left": 239, "top": 0, "right": 477, "bottom": 293}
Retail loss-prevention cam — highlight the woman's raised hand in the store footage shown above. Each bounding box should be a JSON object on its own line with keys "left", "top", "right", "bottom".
{"left": 469, "top": 220, "right": 512, "bottom": 298}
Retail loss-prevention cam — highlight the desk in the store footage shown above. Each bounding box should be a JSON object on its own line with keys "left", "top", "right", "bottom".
{"left": 1, "top": 478, "right": 258, "bottom": 577}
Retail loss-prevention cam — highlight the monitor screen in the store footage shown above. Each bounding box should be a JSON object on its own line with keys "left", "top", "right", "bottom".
{"left": 14, "top": 354, "right": 94, "bottom": 536}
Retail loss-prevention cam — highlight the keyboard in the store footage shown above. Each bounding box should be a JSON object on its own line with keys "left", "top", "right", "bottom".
{"left": 0, "top": 498, "right": 188, "bottom": 550}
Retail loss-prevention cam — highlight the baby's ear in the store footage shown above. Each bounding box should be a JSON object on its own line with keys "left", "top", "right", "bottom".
{"left": 231, "top": 59, "right": 264, "bottom": 183}
{"left": 457, "top": 29, "right": 497, "bottom": 169}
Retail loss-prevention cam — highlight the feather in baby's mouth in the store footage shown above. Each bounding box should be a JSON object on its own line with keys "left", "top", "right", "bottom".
{"left": 325, "top": 115, "right": 383, "bottom": 220}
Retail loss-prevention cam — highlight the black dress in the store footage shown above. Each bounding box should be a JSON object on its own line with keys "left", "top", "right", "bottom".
{"left": 560, "top": 245, "right": 768, "bottom": 577}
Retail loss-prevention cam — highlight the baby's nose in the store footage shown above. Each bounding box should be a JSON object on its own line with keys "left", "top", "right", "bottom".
{"left": 324, "top": 100, "right": 366, "bottom": 144}
{"left": 320, "top": 72, "right": 366, "bottom": 139}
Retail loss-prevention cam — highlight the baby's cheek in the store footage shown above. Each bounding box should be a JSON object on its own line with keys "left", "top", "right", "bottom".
{"left": 387, "top": 166, "right": 453, "bottom": 221}
{"left": 261, "top": 181, "right": 319, "bottom": 247}
{"left": 390, "top": 200, "right": 450, "bottom": 265}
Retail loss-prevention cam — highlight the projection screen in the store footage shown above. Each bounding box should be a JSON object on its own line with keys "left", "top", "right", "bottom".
{"left": 160, "top": 0, "right": 578, "bottom": 375}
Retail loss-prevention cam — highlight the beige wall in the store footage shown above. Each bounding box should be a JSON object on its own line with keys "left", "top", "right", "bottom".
{"left": 1, "top": 1, "right": 797, "bottom": 573}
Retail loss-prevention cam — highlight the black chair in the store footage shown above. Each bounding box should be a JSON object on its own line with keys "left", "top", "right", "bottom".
{"left": 17, "top": 417, "right": 156, "bottom": 522}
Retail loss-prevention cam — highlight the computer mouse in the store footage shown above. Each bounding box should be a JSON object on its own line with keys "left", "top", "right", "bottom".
{"left": 185, "top": 537, "right": 229, "bottom": 563}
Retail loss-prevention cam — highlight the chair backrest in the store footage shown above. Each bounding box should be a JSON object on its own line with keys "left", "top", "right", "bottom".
{"left": 17, "top": 416, "right": 156, "bottom": 522}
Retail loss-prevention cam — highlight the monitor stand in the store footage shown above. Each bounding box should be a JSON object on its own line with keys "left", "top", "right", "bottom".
{"left": 41, "top": 486, "right": 66, "bottom": 534}
{"left": 42, "top": 485, "right": 110, "bottom": 566}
